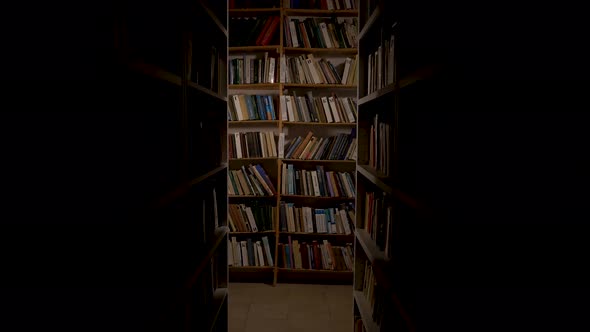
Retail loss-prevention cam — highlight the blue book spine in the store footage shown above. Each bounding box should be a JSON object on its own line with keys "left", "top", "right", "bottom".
{"left": 255, "top": 95, "right": 266, "bottom": 120}
{"left": 245, "top": 95, "right": 256, "bottom": 120}
{"left": 266, "top": 95, "right": 276, "bottom": 120}
{"left": 287, "top": 164, "right": 294, "bottom": 194}
{"left": 285, "top": 244, "right": 291, "bottom": 268}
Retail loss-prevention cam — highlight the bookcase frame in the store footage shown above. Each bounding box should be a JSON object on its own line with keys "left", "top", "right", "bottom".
{"left": 227, "top": 0, "right": 359, "bottom": 285}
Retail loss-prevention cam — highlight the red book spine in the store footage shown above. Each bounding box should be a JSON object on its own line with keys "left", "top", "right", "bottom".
{"left": 255, "top": 17, "right": 273, "bottom": 46}
{"left": 259, "top": 16, "right": 279, "bottom": 46}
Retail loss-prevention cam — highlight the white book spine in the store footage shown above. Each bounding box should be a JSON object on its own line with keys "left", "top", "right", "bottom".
{"left": 328, "top": 96, "right": 341, "bottom": 122}
{"left": 234, "top": 133, "right": 242, "bottom": 158}
{"left": 289, "top": 20, "right": 299, "bottom": 48}
{"left": 280, "top": 95, "right": 289, "bottom": 121}
{"left": 311, "top": 171, "right": 321, "bottom": 196}
{"left": 321, "top": 97, "right": 334, "bottom": 123}
{"left": 278, "top": 133, "right": 285, "bottom": 158}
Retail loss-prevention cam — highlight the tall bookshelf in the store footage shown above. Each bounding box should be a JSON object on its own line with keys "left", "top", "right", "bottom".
{"left": 227, "top": 0, "right": 359, "bottom": 285}
{"left": 352, "top": 0, "right": 443, "bottom": 331}
{"left": 112, "top": 0, "right": 230, "bottom": 330}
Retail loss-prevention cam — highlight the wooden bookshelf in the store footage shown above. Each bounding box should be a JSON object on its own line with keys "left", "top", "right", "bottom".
{"left": 227, "top": 0, "right": 358, "bottom": 286}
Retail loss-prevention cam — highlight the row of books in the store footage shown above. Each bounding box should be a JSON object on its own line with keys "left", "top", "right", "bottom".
{"left": 369, "top": 113, "right": 392, "bottom": 175}
{"left": 278, "top": 238, "right": 353, "bottom": 270}
{"left": 284, "top": 17, "right": 358, "bottom": 49}
{"left": 280, "top": 93, "right": 357, "bottom": 123}
{"left": 367, "top": 33, "right": 395, "bottom": 94}
{"left": 362, "top": 192, "right": 393, "bottom": 259}
{"left": 281, "top": 164, "right": 356, "bottom": 197}
{"left": 361, "top": 261, "right": 385, "bottom": 325}
{"left": 285, "top": 130, "right": 356, "bottom": 160}
{"left": 229, "top": 16, "right": 280, "bottom": 47}
{"left": 229, "top": 53, "right": 277, "bottom": 84}
{"left": 229, "top": 95, "right": 277, "bottom": 121}
{"left": 229, "top": 131, "right": 278, "bottom": 159}
{"left": 284, "top": 0, "right": 357, "bottom": 9}
{"left": 282, "top": 54, "right": 357, "bottom": 85}
{"left": 279, "top": 201, "right": 355, "bottom": 234}
{"left": 228, "top": 164, "right": 277, "bottom": 196}
{"left": 229, "top": 236, "right": 275, "bottom": 267}
{"left": 229, "top": 203, "right": 276, "bottom": 233}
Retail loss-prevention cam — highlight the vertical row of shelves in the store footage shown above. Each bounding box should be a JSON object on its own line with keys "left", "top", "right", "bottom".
{"left": 353, "top": 0, "right": 439, "bottom": 331}
{"left": 114, "top": 0, "right": 229, "bottom": 331}
{"left": 227, "top": 0, "right": 359, "bottom": 285}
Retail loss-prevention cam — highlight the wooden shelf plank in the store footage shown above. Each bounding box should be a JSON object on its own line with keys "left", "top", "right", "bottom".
{"left": 284, "top": 9, "right": 358, "bottom": 17}
{"left": 207, "top": 288, "right": 228, "bottom": 332}
{"left": 284, "top": 47, "right": 358, "bottom": 55}
{"left": 229, "top": 8, "right": 281, "bottom": 16}
{"left": 283, "top": 121, "right": 356, "bottom": 126}
{"left": 278, "top": 268, "right": 352, "bottom": 274}
{"left": 357, "top": 165, "right": 420, "bottom": 209}
{"left": 355, "top": 229, "right": 387, "bottom": 263}
{"left": 358, "top": 83, "right": 396, "bottom": 106}
{"left": 358, "top": 6, "right": 381, "bottom": 41}
{"left": 229, "top": 157, "right": 278, "bottom": 161}
{"left": 230, "top": 231, "right": 276, "bottom": 235}
{"left": 155, "top": 164, "right": 227, "bottom": 208}
{"left": 199, "top": 1, "right": 228, "bottom": 37}
{"left": 229, "top": 120, "right": 279, "bottom": 125}
{"left": 283, "top": 83, "right": 356, "bottom": 89}
{"left": 354, "top": 290, "right": 381, "bottom": 332}
{"left": 280, "top": 231, "right": 354, "bottom": 238}
{"left": 229, "top": 195, "right": 276, "bottom": 199}
{"left": 281, "top": 194, "right": 355, "bottom": 201}
{"left": 282, "top": 159, "right": 356, "bottom": 163}
{"left": 229, "top": 45, "right": 281, "bottom": 53}
{"left": 127, "top": 61, "right": 182, "bottom": 86}
{"left": 186, "top": 226, "right": 229, "bottom": 288}
{"left": 229, "top": 266, "right": 274, "bottom": 272}
{"left": 229, "top": 83, "right": 281, "bottom": 90}
{"left": 187, "top": 81, "right": 227, "bottom": 102}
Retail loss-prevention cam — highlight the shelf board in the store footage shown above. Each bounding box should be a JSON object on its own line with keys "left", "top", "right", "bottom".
{"left": 229, "top": 157, "right": 278, "bottom": 161}
{"left": 186, "top": 226, "right": 229, "bottom": 288}
{"left": 229, "top": 120, "right": 279, "bottom": 125}
{"left": 355, "top": 229, "right": 387, "bottom": 263}
{"left": 359, "top": 83, "right": 396, "bottom": 106}
{"left": 199, "top": 1, "right": 228, "bottom": 37}
{"left": 127, "top": 61, "right": 182, "bottom": 86}
{"left": 229, "top": 195, "right": 276, "bottom": 199}
{"left": 229, "top": 8, "right": 281, "bottom": 16}
{"left": 282, "top": 158, "right": 356, "bottom": 164}
{"left": 281, "top": 194, "right": 355, "bottom": 201}
{"left": 278, "top": 268, "right": 352, "bottom": 274}
{"left": 207, "top": 288, "right": 228, "bottom": 332}
{"left": 187, "top": 81, "right": 227, "bottom": 102}
{"left": 284, "top": 9, "right": 359, "bottom": 17}
{"left": 155, "top": 164, "right": 227, "bottom": 209}
{"left": 229, "top": 45, "right": 281, "bottom": 53}
{"left": 399, "top": 65, "right": 437, "bottom": 89}
{"left": 283, "top": 83, "right": 356, "bottom": 89}
{"left": 283, "top": 121, "right": 356, "bottom": 126}
{"left": 229, "top": 83, "right": 281, "bottom": 90}
{"left": 358, "top": 5, "right": 381, "bottom": 41}
{"left": 357, "top": 165, "right": 419, "bottom": 209}
{"left": 280, "top": 231, "right": 354, "bottom": 238}
{"left": 283, "top": 47, "right": 358, "bottom": 55}
{"left": 354, "top": 290, "right": 381, "bottom": 332}
{"left": 229, "top": 266, "right": 274, "bottom": 272}
{"left": 230, "top": 231, "right": 276, "bottom": 235}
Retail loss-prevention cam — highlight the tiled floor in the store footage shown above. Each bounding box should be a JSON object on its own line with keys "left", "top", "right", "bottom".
{"left": 228, "top": 282, "right": 353, "bottom": 332}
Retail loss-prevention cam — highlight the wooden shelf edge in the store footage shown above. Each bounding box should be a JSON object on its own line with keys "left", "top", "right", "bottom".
{"left": 229, "top": 120, "right": 279, "bottom": 124}
{"left": 186, "top": 226, "right": 230, "bottom": 288}
{"left": 230, "top": 231, "right": 276, "bottom": 235}
{"left": 283, "top": 83, "right": 357, "bottom": 88}
{"left": 229, "top": 8, "right": 281, "bottom": 14}
{"left": 354, "top": 290, "right": 381, "bottom": 332}
{"left": 280, "top": 195, "right": 356, "bottom": 201}
{"left": 199, "top": 1, "right": 228, "bottom": 37}
{"left": 154, "top": 164, "right": 227, "bottom": 209}
{"left": 229, "top": 157, "right": 279, "bottom": 161}
{"left": 358, "top": 5, "right": 381, "bottom": 41}
{"left": 359, "top": 83, "right": 396, "bottom": 105}
{"left": 283, "top": 121, "right": 357, "bottom": 126}
{"left": 355, "top": 229, "right": 387, "bottom": 263}
{"left": 282, "top": 159, "right": 356, "bottom": 163}
{"left": 229, "top": 266, "right": 275, "bottom": 272}
{"left": 284, "top": 9, "right": 359, "bottom": 17}
{"left": 187, "top": 81, "right": 227, "bottom": 102}
{"left": 207, "top": 288, "right": 228, "bottom": 332}
{"left": 277, "top": 268, "right": 352, "bottom": 274}
{"left": 229, "top": 84, "right": 281, "bottom": 89}
{"left": 284, "top": 47, "right": 358, "bottom": 54}
{"left": 229, "top": 45, "right": 281, "bottom": 52}
{"left": 229, "top": 195, "right": 276, "bottom": 199}
{"left": 279, "top": 231, "right": 354, "bottom": 237}
{"left": 357, "top": 165, "right": 420, "bottom": 209}
{"left": 127, "top": 61, "right": 182, "bottom": 87}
